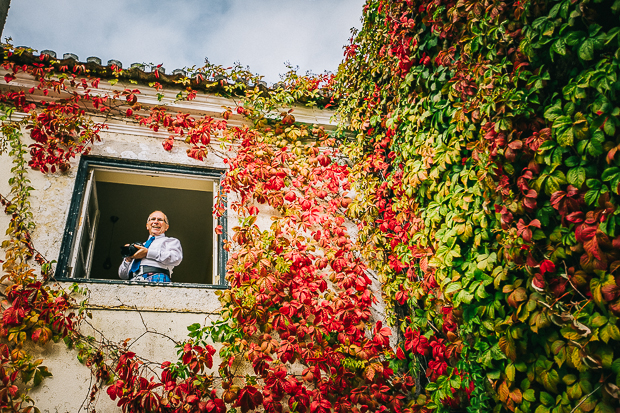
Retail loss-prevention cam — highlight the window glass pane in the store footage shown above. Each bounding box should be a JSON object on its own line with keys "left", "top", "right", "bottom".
{"left": 87, "top": 187, "right": 98, "bottom": 233}
{"left": 79, "top": 226, "right": 92, "bottom": 269}
{"left": 73, "top": 250, "right": 85, "bottom": 278}
{"left": 69, "top": 170, "right": 95, "bottom": 277}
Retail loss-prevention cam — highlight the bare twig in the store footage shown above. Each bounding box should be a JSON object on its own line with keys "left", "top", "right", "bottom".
{"left": 130, "top": 304, "right": 180, "bottom": 346}
{"left": 77, "top": 370, "right": 94, "bottom": 413}
{"left": 562, "top": 261, "right": 588, "bottom": 301}
{"left": 570, "top": 385, "right": 601, "bottom": 413}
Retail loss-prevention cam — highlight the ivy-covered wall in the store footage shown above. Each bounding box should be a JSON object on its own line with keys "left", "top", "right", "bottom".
{"left": 1, "top": 0, "right": 620, "bottom": 410}
{"left": 0, "top": 54, "right": 397, "bottom": 412}
{"left": 337, "top": 0, "right": 620, "bottom": 411}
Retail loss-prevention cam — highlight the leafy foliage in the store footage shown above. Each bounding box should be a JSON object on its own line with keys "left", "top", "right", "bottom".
{"left": 336, "top": 0, "right": 620, "bottom": 411}
{"left": 1, "top": 0, "right": 620, "bottom": 410}
{"left": 209, "top": 97, "right": 414, "bottom": 413}
{"left": 0, "top": 118, "right": 81, "bottom": 412}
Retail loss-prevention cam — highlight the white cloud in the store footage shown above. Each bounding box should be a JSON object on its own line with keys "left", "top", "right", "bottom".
{"left": 4, "top": 0, "right": 363, "bottom": 83}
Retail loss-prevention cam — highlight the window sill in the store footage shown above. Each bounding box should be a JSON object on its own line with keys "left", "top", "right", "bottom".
{"left": 55, "top": 279, "right": 227, "bottom": 313}
{"left": 55, "top": 277, "right": 228, "bottom": 289}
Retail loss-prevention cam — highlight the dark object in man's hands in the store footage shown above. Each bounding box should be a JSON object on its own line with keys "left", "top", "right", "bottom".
{"left": 120, "top": 242, "right": 144, "bottom": 257}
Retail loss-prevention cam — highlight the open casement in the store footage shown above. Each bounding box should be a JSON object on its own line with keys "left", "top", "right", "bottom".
{"left": 68, "top": 169, "right": 100, "bottom": 278}
{"left": 213, "top": 177, "right": 228, "bottom": 285}
{"left": 212, "top": 180, "right": 220, "bottom": 284}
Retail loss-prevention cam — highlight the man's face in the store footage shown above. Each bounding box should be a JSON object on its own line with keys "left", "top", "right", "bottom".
{"left": 146, "top": 211, "right": 169, "bottom": 236}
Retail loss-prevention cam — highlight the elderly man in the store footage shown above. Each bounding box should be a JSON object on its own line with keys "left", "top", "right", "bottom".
{"left": 118, "top": 210, "right": 183, "bottom": 282}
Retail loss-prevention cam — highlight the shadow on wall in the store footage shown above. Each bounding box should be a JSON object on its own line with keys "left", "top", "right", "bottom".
{"left": 90, "top": 182, "right": 214, "bottom": 284}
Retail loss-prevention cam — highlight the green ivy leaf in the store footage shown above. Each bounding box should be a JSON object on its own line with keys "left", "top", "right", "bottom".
{"left": 565, "top": 30, "right": 586, "bottom": 46}
{"left": 506, "top": 363, "right": 516, "bottom": 381}
{"left": 567, "top": 167, "right": 586, "bottom": 188}
{"left": 551, "top": 340, "right": 567, "bottom": 367}
{"left": 584, "top": 189, "right": 602, "bottom": 205}
{"left": 523, "top": 388, "right": 536, "bottom": 402}
{"left": 579, "top": 38, "right": 596, "bottom": 60}
{"left": 572, "top": 113, "right": 589, "bottom": 141}
{"left": 548, "top": 3, "right": 561, "bottom": 18}
{"left": 562, "top": 374, "right": 577, "bottom": 386}
{"left": 567, "top": 383, "right": 583, "bottom": 400}
{"left": 592, "top": 94, "right": 612, "bottom": 114}
{"left": 564, "top": 156, "right": 581, "bottom": 167}
{"left": 450, "top": 374, "right": 462, "bottom": 389}
{"left": 604, "top": 119, "right": 616, "bottom": 136}
{"left": 551, "top": 38, "right": 567, "bottom": 57}
{"left": 539, "top": 391, "right": 554, "bottom": 406}
{"left": 599, "top": 346, "right": 614, "bottom": 369}
{"left": 445, "top": 282, "right": 462, "bottom": 295}
{"left": 486, "top": 369, "right": 501, "bottom": 380}
{"left": 608, "top": 323, "right": 620, "bottom": 341}
{"left": 595, "top": 402, "right": 616, "bottom": 413}
{"left": 557, "top": 133, "right": 575, "bottom": 151}
{"left": 590, "top": 277, "right": 606, "bottom": 309}
{"left": 544, "top": 100, "right": 563, "bottom": 122}
{"left": 541, "top": 369, "right": 560, "bottom": 393}
{"left": 545, "top": 169, "right": 567, "bottom": 195}
{"left": 454, "top": 290, "right": 474, "bottom": 305}
{"left": 602, "top": 167, "right": 620, "bottom": 194}
{"left": 600, "top": 324, "right": 611, "bottom": 343}
{"left": 32, "top": 366, "right": 52, "bottom": 387}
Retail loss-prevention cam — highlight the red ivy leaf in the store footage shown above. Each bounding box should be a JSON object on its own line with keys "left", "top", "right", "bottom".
{"left": 540, "top": 260, "right": 556, "bottom": 275}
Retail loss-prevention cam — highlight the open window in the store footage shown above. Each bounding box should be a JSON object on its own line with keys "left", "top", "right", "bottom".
{"left": 56, "top": 156, "right": 227, "bottom": 287}
{"left": 68, "top": 169, "right": 100, "bottom": 279}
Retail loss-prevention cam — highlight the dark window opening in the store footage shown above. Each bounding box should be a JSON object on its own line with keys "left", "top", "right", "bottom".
{"left": 56, "top": 156, "right": 227, "bottom": 287}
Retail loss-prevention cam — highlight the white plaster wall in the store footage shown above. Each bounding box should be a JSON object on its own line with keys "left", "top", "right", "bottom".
{"left": 0, "top": 127, "right": 230, "bottom": 412}
{"left": 27, "top": 309, "right": 218, "bottom": 413}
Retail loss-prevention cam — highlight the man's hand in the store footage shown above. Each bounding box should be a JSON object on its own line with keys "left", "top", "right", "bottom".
{"left": 123, "top": 244, "right": 132, "bottom": 262}
{"left": 130, "top": 245, "right": 148, "bottom": 260}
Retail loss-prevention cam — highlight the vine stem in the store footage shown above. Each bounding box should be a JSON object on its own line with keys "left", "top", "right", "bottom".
{"left": 573, "top": 299, "right": 592, "bottom": 317}
{"left": 0, "top": 190, "right": 53, "bottom": 271}
{"left": 562, "top": 261, "right": 589, "bottom": 301}
{"left": 569, "top": 385, "right": 600, "bottom": 413}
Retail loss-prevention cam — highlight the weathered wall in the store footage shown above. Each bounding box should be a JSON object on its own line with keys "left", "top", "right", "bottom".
{"left": 26, "top": 309, "right": 214, "bottom": 413}
{"left": 0, "top": 125, "right": 231, "bottom": 412}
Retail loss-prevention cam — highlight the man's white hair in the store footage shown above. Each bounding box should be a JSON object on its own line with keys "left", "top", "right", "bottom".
{"left": 148, "top": 211, "right": 169, "bottom": 225}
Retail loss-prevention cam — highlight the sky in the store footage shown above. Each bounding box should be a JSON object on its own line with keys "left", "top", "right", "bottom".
{"left": 4, "top": 0, "right": 364, "bottom": 84}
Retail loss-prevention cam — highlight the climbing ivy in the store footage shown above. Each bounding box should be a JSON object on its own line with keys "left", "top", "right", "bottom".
{"left": 336, "top": 0, "right": 620, "bottom": 411}
{"left": 1, "top": 0, "right": 620, "bottom": 410}
{"left": 0, "top": 113, "right": 82, "bottom": 412}
{"left": 0, "top": 42, "right": 412, "bottom": 412}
